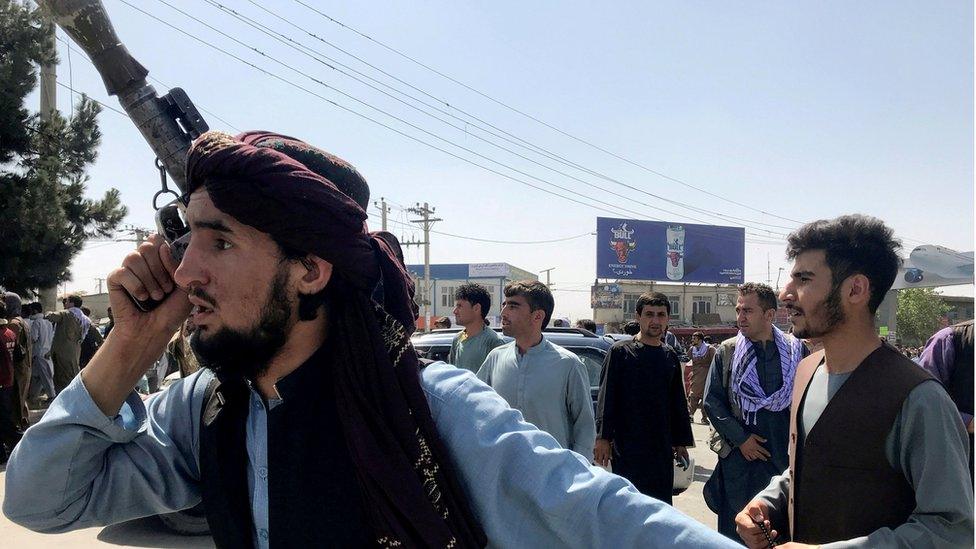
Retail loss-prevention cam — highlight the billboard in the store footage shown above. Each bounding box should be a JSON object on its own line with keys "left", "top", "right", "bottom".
{"left": 591, "top": 283, "right": 622, "bottom": 309}
{"left": 596, "top": 217, "right": 745, "bottom": 284}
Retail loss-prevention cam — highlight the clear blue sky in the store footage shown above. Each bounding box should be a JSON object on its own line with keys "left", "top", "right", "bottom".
{"left": 39, "top": 0, "right": 973, "bottom": 318}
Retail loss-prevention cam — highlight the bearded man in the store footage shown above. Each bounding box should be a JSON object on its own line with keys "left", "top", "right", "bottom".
{"left": 703, "top": 282, "right": 806, "bottom": 540}
{"left": 4, "top": 131, "right": 736, "bottom": 548}
{"left": 735, "top": 215, "right": 973, "bottom": 549}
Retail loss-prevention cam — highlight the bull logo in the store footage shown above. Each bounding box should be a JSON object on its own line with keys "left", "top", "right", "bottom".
{"left": 609, "top": 223, "right": 637, "bottom": 263}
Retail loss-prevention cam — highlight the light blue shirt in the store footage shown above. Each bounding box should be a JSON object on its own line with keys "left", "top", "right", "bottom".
{"left": 246, "top": 388, "right": 280, "bottom": 548}
{"left": 3, "top": 364, "right": 737, "bottom": 548}
{"left": 478, "top": 338, "right": 596, "bottom": 461}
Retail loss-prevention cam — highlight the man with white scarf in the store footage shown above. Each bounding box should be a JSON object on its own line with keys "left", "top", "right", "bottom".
{"left": 703, "top": 282, "right": 806, "bottom": 540}
{"left": 27, "top": 302, "right": 56, "bottom": 402}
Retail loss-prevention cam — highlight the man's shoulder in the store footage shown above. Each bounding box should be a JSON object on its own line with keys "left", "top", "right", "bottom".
{"left": 419, "top": 361, "right": 479, "bottom": 405}
{"left": 720, "top": 336, "right": 738, "bottom": 347}
{"left": 483, "top": 341, "right": 514, "bottom": 361}
{"left": 609, "top": 338, "right": 636, "bottom": 351}
{"left": 544, "top": 340, "right": 586, "bottom": 367}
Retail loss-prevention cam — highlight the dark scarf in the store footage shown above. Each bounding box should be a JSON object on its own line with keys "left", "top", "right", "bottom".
{"left": 186, "top": 130, "right": 485, "bottom": 548}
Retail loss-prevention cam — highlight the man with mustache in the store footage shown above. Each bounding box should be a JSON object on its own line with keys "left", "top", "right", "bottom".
{"left": 735, "top": 215, "right": 973, "bottom": 548}
{"left": 703, "top": 282, "right": 806, "bottom": 540}
{"left": 477, "top": 281, "right": 596, "bottom": 462}
{"left": 4, "top": 131, "right": 737, "bottom": 548}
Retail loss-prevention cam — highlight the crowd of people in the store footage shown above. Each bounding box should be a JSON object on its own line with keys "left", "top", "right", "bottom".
{"left": 0, "top": 130, "right": 972, "bottom": 548}
{"left": 0, "top": 294, "right": 113, "bottom": 462}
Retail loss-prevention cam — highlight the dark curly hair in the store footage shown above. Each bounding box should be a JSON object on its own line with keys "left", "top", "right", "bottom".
{"left": 786, "top": 214, "right": 901, "bottom": 314}
{"left": 738, "top": 282, "right": 777, "bottom": 312}
{"left": 455, "top": 283, "right": 492, "bottom": 320}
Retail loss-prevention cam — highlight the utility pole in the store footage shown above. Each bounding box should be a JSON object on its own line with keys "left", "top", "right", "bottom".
{"left": 94, "top": 278, "right": 106, "bottom": 295}
{"left": 373, "top": 197, "right": 391, "bottom": 231}
{"left": 38, "top": 20, "right": 59, "bottom": 312}
{"left": 403, "top": 203, "right": 441, "bottom": 332}
{"left": 540, "top": 267, "right": 555, "bottom": 288}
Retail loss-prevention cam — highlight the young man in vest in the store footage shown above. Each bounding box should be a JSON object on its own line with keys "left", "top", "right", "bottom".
{"left": 736, "top": 215, "right": 973, "bottom": 548}
{"left": 703, "top": 282, "right": 806, "bottom": 539}
{"left": 595, "top": 292, "right": 694, "bottom": 504}
{"left": 448, "top": 282, "right": 504, "bottom": 373}
{"left": 3, "top": 131, "right": 737, "bottom": 548}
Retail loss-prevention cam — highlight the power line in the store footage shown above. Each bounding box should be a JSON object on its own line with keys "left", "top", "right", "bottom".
{"left": 203, "top": 0, "right": 792, "bottom": 236}
{"left": 55, "top": 81, "right": 128, "bottom": 116}
{"left": 55, "top": 34, "right": 241, "bottom": 132}
{"left": 147, "top": 76, "right": 242, "bottom": 133}
{"left": 114, "top": 1, "right": 681, "bottom": 229}
{"left": 62, "top": 29, "right": 75, "bottom": 117}
{"left": 289, "top": 0, "right": 806, "bottom": 226}
{"left": 366, "top": 212, "right": 596, "bottom": 245}
{"left": 130, "top": 0, "right": 788, "bottom": 242}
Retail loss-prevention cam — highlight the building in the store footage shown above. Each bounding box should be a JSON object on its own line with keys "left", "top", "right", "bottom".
{"left": 940, "top": 294, "right": 975, "bottom": 325}
{"left": 592, "top": 281, "right": 741, "bottom": 333}
{"left": 406, "top": 263, "right": 537, "bottom": 329}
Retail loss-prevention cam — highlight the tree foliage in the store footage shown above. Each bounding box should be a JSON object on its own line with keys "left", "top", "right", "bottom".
{"left": 896, "top": 288, "right": 949, "bottom": 346}
{"left": 0, "top": 0, "right": 127, "bottom": 296}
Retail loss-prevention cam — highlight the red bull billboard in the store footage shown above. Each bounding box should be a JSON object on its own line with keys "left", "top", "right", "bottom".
{"left": 597, "top": 217, "right": 745, "bottom": 283}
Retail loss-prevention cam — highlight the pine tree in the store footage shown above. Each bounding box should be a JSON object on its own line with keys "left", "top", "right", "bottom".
{"left": 0, "top": 0, "right": 127, "bottom": 296}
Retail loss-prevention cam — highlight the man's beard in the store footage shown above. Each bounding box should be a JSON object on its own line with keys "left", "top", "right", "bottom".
{"left": 791, "top": 282, "right": 845, "bottom": 339}
{"left": 190, "top": 267, "right": 294, "bottom": 380}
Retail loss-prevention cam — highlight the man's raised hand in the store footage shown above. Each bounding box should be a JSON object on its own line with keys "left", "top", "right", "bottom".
{"left": 82, "top": 234, "right": 192, "bottom": 416}
{"left": 106, "top": 233, "right": 191, "bottom": 341}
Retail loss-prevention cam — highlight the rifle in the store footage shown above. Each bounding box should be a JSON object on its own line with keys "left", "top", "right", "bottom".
{"left": 38, "top": 0, "right": 209, "bottom": 309}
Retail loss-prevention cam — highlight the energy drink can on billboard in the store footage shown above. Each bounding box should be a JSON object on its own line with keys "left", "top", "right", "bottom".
{"left": 666, "top": 225, "right": 685, "bottom": 280}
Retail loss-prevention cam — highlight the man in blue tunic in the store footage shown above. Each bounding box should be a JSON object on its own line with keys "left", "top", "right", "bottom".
{"left": 3, "top": 131, "right": 736, "bottom": 548}
{"left": 703, "top": 282, "right": 806, "bottom": 540}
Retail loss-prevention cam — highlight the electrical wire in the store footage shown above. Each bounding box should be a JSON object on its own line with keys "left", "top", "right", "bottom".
{"left": 54, "top": 81, "right": 128, "bottom": 116}
{"left": 289, "top": 0, "right": 807, "bottom": 226}
{"left": 220, "top": 0, "right": 795, "bottom": 233}
{"left": 116, "top": 0, "right": 692, "bottom": 230}
{"left": 55, "top": 3, "right": 959, "bottom": 254}
{"left": 130, "top": 0, "right": 787, "bottom": 243}
{"left": 55, "top": 34, "right": 242, "bottom": 132}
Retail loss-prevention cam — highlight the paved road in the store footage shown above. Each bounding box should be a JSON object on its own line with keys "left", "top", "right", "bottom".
{"left": 0, "top": 421, "right": 720, "bottom": 547}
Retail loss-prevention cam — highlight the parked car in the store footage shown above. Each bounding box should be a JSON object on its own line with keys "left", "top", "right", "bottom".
{"left": 412, "top": 326, "right": 694, "bottom": 496}
{"left": 412, "top": 327, "right": 613, "bottom": 403}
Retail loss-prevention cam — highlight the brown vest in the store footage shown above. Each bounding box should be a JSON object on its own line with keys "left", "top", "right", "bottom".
{"left": 787, "top": 342, "right": 932, "bottom": 543}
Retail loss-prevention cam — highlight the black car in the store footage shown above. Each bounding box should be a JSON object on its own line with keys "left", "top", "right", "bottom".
{"left": 411, "top": 327, "right": 613, "bottom": 404}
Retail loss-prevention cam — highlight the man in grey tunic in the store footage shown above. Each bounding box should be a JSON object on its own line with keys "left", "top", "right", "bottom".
{"left": 448, "top": 283, "right": 504, "bottom": 373}
{"left": 735, "top": 215, "right": 973, "bottom": 548}
{"left": 478, "top": 281, "right": 595, "bottom": 462}
{"left": 703, "top": 282, "right": 805, "bottom": 539}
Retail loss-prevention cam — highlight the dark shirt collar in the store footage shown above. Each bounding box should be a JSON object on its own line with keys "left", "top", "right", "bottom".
{"left": 268, "top": 343, "right": 331, "bottom": 402}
